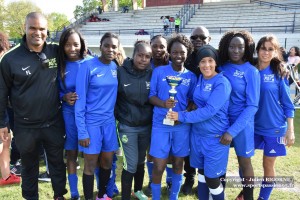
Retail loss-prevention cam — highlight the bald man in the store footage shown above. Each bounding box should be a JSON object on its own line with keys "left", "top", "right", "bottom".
{"left": 185, "top": 26, "right": 211, "bottom": 77}
{"left": 0, "top": 12, "right": 67, "bottom": 200}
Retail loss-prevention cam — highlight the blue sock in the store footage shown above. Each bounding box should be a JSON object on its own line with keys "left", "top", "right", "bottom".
{"left": 146, "top": 161, "right": 153, "bottom": 182}
{"left": 170, "top": 173, "right": 183, "bottom": 200}
{"left": 209, "top": 184, "right": 224, "bottom": 200}
{"left": 197, "top": 174, "right": 210, "bottom": 199}
{"left": 94, "top": 167, "right": 100, "bottom": 190}
{"left": 166, "top": 164, "right": 172, "bottom": 184}
{"left": 258, "top": 181, "right": 274, "bottom": 200}
{"left": 68, "top": 173, "right": 79, "bottom": 198}
{"left": 106, "top": 156, "right": 119, "bottom": 197}
{"left": 151, "top": 183, "right": 161, "bottom": 200}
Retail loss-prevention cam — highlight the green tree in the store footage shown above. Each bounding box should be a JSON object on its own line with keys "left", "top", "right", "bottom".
{"left": 119, "top": 0, "right": 142, "bottom": 8}
{"left": 0, "top": 0, "right": 6, "bottom": 32}
{"left": 74, "top": 0, "right": 101, "bottom": 19}
{"left": 5, "top": 0, "right": 41, "bottom": 38}
{"left": 47, "top": 12, "right": 69, "bottom": 32}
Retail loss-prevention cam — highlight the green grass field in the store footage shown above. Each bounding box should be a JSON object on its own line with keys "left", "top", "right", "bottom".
{"left": 1, "top": 111, "right": 300, "bottom": 200}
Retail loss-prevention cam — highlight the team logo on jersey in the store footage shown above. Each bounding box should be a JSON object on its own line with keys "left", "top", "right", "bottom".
{"left": 121, "top": 135, "right": 128, "bottom": 143}
{"left": 181, "top": 78, "right": 191, "bottom": 86}
{"left": 263, "top": 74, "right": 274, "bottom": 82}
{"left": 146, "top": 81, "right": 150, "bottom": 89}
{"left": 233, "top": 70, "right": 244, "bottom": 78}
{"left": 203, "top": 83, "right": 212, "bottom": 91}
{"left": 48, "top": 58, "right": 57, "bottom": 68}
{"left": 111, "top": 69, "right": 117, "bottom": 78}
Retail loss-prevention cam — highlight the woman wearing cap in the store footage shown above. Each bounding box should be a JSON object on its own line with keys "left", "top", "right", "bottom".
{"left": 168, "top": 45, "right": 231, "bottom": 200}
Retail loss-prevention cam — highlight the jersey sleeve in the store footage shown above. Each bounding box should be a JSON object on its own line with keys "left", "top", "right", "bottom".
{"left": 57, "top": 75, "right": 66, "bottom": 101}
{"left": 149, "top": 68, "right": 159, "bottom": 98}
{"left": 75, "top": 62, "right": 90, "bottom": 140}
{"left": 178, "top": 78, "right": 231, "bottom": 123}
{"left": 227, "top": 67, "right": 260, "bottom": 138}
{"left": 187, "top": 73, "right": 197, "bottom": 101}
{"left": 279, "top": 79, "right": 294, "bottom": 118}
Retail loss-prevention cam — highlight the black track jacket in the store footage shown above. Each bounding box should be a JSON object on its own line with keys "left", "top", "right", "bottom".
{"left": 0, "top": 36, "right": 61, "bottom": 128}
{"left": 115, "top": 58, "right": 153, "bottom": 127}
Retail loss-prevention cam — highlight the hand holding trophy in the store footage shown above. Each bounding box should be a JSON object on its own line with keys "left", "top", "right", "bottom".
{"left": 163, "top": 76, "right": 182, "bottom": 126}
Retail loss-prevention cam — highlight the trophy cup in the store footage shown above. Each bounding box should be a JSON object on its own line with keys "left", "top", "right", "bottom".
{"left": 163, "top": 76, "right": 182, "bottom": 126}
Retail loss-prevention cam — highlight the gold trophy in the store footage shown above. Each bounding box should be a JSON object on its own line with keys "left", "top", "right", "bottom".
{"left": 163, "top": 76, "right": 182, "bottom": 126}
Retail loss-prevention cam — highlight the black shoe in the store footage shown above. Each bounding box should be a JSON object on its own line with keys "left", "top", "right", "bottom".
{"left": 181, "top": 178, "right": 194, "bottom": 195}
{"left": 38, "top": 172, "right": 51, "bottom": 182}
{"left": 70, "top": 197, "right": 80, "bottom": 200}
{"left": 144, "top": 181, "right": 152, "bottom": 196}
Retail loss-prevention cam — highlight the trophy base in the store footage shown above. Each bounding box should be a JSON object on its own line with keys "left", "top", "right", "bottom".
{"left": 163, "top": 118, "right": 175, "bottom": 126}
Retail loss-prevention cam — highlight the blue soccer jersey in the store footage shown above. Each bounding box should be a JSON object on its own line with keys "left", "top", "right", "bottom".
{"left": 219, "top": 61, "right": 260, "bottom": 138}
{"left": 75, "top": 57, "right": 118, "bottom": 140}
{"left": 178, "top": 73, "right": 231, "bottom": 137}
{"left": 255, "top": 66, "right": 294, "bottom": 137}
{"left": 59, "top": 60, "right": 83, "bottom": 113}
{"left": 149, "top": 64, "right": 197, "bottom": 130}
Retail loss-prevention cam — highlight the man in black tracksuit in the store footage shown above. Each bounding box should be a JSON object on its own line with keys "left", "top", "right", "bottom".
{"left": 0, "top": 12, "right": 67, "bottom": 200}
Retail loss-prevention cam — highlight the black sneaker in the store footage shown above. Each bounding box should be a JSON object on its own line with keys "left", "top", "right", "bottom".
{"left": 181, "top": 178, "right": 194, "bottom": 195}
{"left": 10, "top": 159, "right": 21, "bottom": 176}
{"left": 38, "top": 172, "right": 51, "bottom": 182}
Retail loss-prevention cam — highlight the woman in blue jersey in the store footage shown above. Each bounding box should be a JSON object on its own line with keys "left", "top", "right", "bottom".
{"left": 146, "top": 34, "right": 173, "bottom": 195}
{"left": 150, "top": 35, "right": 169, "bottom": 68}
{"left": 116, "top": 40, "right": 153, "bottom": 200}
{"left": 75, "top": 32, "right": 120, "bottom": 200}
{"left": 58, "top": 28, "right": 87, "bottom": 200}
{"left": 255, "top": 34, "right": 295, "bottom": 200}
{"left": 218, "top": 30, "right": 260, "bottom": 200}
{"left": 149, "top": 34, "right": 197, "bottom": 200}
{"left": 168, "top": 45, "right": 232, "bottom": 200}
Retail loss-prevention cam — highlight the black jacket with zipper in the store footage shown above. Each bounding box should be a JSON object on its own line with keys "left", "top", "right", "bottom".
{"left": 115, "top": 58, "right": 153, "bottom": 127}
{"left": 0, "top": 36, "right": 62, "bottom": 128}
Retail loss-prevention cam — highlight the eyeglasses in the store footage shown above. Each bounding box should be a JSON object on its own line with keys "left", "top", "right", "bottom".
{"left": 190, "top": 35, "right": 208, "bottom": 40}
{"left": 37, "top": 52, "right": 49, "bottom": 68}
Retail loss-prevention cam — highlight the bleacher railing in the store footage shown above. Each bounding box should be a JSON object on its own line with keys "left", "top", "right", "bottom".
{"left": 57, "top": 24, "right": 295, "bottom": 38}
{"left": 52, "top": 12, "right": 95, "bottom": 42}
{"left": 250, "top": 0, "right": 299, "bottom": 33}
{"left": 178, "top": 2, "right": 196, "bottom": 31}
{"left": 250, "top": 0, "right": 300, "bottom": 11}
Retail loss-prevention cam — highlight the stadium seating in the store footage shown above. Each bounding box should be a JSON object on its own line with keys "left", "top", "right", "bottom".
{"left": 79, "top": 0, "right": 300, "bottom": 50}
